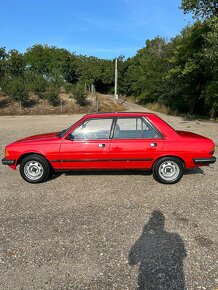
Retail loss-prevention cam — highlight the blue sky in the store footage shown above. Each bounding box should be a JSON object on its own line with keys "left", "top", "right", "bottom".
{"left": 0, "top": 0, "right": 192, "bottom": 59}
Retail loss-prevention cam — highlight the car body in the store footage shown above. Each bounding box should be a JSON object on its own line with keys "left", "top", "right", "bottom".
{"left": 2, "top": 112, "right": 216, "bottom": 184}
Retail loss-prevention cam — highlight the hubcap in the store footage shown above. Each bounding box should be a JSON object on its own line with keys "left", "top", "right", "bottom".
{"left": 158, "top": 161, "right": 180, "bottom": 181}
{"left": 24, "top": 161, "right": 44, "bottom": 181}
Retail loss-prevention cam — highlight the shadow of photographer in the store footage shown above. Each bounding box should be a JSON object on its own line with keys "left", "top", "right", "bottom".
{"left": 129, "top": 210, "right": 187, "bottom": 290}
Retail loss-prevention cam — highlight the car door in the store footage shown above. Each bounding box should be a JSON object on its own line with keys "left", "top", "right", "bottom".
{"left": 59, "top": 118, "right": 113, "bottom": 169}
{"left": 109, "top": 117, "right": 165, "bottom": 169}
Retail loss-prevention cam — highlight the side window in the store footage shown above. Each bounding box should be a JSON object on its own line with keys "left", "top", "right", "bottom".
{"left": 142, "top": 119, "right": 160, "bottom": 138}
{"left": 114, "top": 117, "right": 160, "bottom": 139}
{"left": 71, "top": 118, "right": 113, "bottom": 140}
{"left": 114, "top": 118, "right": 142, "bottom": 139}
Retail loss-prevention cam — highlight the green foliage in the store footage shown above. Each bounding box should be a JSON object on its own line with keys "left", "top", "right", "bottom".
{"left": 204, "top": 16, "right": 218, "bottom": 71}
{"left": 126, "top": 37, "right": 169, "bottom": 102}
{"left": 44, "top": 85, "right": 60, "bottom": 106}
{"left": 0, "top": 47, "right": 7, "bottom": 80}
{"left": 24, "top": 44, "right": 78, "bottom": 83}
{"left": 1, "top": 77, "right": 29, "bottom": 103}
{"left": 25, "top": 71, "right": 47, "bottom": 97}
{"left": 63, "top": 82, "right": 74, "bottom": 94}
{"left": 205, "top": 80, "right": 218, "bottom": 115}
{"left": 125, "top": 18, "right": 217, "bottom": 117}
{"left": 73, "top": 82, "right": 87, "bottom": 106}
{"left": 181, "top": 0, "right": 218, "bottom": 18}
{"left": 0, "top": 11, "right": 217, "bottom": 118}
{"left": 7, "top": 49, "right": 26, "bottom": 77}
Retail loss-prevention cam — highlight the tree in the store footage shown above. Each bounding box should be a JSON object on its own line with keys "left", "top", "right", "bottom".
{"left": 0, "top": 47, "right": 7, "bottom": 81}
{"left": 161, "top": 22, "right": 210, "bottom": 114}
{"left": 7, "top": 49, "right": 26, "bottom": 77}
{"left": 2, "top": 77, "right": 29, "bottom": 104}
{"left": 24, "top": 44, "right": 78, "bottom": 83}
{"left": 181, "top": 0, "right": 218, "bottom": 18}
{"left": 125, "top": 37, "right": 169, "bottom": 103}
{"left": 203, "top": 16, "right": 218, "bottom": 117}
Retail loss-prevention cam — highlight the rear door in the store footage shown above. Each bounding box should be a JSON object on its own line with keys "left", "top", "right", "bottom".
{"left": 59, "top": 118, "right": 113, "bottom": 169}
{"left": 109, "top": 117, "right": 164, "bottom": 169}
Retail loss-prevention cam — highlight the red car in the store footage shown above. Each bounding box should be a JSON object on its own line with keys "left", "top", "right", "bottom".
{"left": 2, "top": 112, "right": 216, "bottom": 184}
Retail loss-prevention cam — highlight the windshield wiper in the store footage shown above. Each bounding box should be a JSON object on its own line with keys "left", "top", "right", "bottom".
{"left": 56, "top": 129, "right": 67, "bottom": 138}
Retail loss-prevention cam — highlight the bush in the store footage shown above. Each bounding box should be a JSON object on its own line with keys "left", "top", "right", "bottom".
{"left": 73, "top": 83, "right": 87, "bottom": 106}
{"left": 44, "top": 87, "right": 60, "bottom": 106}
{"left": 1, "top": 77, "right": 29, "bottom": 104}
{"left": 26, "top": 72, "right": 47, "bottom": 97}
{"left": 63, "top": 82, "right": 74, "bottom": 94}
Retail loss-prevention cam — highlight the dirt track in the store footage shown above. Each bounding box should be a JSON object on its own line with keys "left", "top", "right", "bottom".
{"left": 0, "top": 101, "right": 217, "bottom": 289}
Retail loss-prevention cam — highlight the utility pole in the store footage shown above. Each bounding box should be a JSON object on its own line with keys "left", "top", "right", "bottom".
{"left": 114, "top": 58, "right": 118, "bottom": 101}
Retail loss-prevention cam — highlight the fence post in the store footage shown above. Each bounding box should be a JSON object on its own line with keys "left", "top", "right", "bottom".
{"left": 60, "top": 99, "right": 63, "bottom": 113}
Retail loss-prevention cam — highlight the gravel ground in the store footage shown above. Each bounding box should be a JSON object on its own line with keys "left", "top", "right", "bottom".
{"left": 0, "top": 101, "right": 217, "bottom": 290}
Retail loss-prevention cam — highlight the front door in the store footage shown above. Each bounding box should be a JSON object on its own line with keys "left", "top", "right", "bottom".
{"left": 109, "top": 117, "right": 164, "bottom": 169}
{"left": 59, "top": 118, "right": 113, "bottom": 169}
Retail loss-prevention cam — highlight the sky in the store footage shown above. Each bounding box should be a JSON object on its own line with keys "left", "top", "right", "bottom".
{"left": 0, "top": 0, "right": 193, "bottom": 59}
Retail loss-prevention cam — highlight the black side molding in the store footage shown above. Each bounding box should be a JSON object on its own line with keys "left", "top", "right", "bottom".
{"left": 193, "top": 156, "right": 216, "bottom": 165}
{"left": 2, "top": 158, "right": 15, "bottom": 165}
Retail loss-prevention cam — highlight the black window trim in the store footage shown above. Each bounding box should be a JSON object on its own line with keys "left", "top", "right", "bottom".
{"left": 67, "top": 116, "right": 164, "bottom": 141}
{"left": 110, "top": 116, "right": 164, "bottom": 140}
{"left": 142, "top": 117, "right": 164, "bottom": 139}
{"left": 68, "top": 117, "right": 116, "bottom": 141}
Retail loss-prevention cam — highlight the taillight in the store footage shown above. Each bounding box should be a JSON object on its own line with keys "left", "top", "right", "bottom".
{"left": 209, "top": 145, "right": 215, "bottom": 155}
{"left": 5, "top": 148, "right": 9, "bottom": 157}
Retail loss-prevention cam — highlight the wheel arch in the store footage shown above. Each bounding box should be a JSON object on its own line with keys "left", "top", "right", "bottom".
{"left": 16, "top": 152, "right": 53, "bottom": 169}
{"left": 152, "top": 155, "right": 186, "bottom": 171}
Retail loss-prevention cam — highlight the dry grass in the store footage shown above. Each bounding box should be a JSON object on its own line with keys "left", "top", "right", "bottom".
{"left": 0, "top": 93, "right": 125, "bottom": 115}
{"left": 94, "top": 94, "right": 125, "bottom": 112}
{"left": 145, "top": 102, "right": 173, "bottom": 115}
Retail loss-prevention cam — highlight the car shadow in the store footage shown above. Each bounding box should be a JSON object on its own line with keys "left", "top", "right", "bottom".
{"left": 64, "top": 169, "right": 152, "bottom": 176}
{"left": 129, "top": 210, "right": 187, "bottom": 290}
{"left": 46, "top": 167, "right": 204, "bottom": 182}
{"left": 184, "top": 167, "right": 204, "bottom": 175}
{"left": 47, "top": 172, "right": 63, "bottom": 181}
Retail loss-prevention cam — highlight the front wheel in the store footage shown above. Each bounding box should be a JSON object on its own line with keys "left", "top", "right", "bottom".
{"left": 153, "top": 157, "right": 184, "bottom": 184}
{"left": 20, "top": 155, "right": 50, "bottom": 183}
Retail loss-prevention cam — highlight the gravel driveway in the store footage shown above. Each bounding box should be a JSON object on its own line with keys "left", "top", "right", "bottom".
{"left": 0, "top": 101, "right": 217, "bottom": 290}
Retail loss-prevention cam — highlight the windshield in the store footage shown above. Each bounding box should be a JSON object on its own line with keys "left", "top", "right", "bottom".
{"left": 56, "top": 120, "right": 81, "bottom": 138}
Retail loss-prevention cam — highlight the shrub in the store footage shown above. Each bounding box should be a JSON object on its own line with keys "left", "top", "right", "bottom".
{"left": 1, "top": 77, "right": 29, "bottom": 104}
{"left": 63, "top": 82, "right": 74, "bottom": 94}
{"left": 44, "top": 87, "right": 60, "bottom": 106}
{"left": 73, "top": 83, "right": 87, "bottom": 106}
{"left": 26, "top": 73, "right": 47, "bottom": 97}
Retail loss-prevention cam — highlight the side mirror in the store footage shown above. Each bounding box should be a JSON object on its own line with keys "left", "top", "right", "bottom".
{"left": 66, "top": 134, "right": 74, "bottom": 141}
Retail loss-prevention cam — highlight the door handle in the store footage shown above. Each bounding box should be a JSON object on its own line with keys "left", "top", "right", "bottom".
{"left": 99, "top": 144, "right": 105, "bottom": 148}
{"left": 150, "top": 143, "right": 157, "bottom": 147}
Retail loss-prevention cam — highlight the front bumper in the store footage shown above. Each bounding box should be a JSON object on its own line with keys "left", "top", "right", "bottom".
{"left": 2, "top": 158, "right": 15, "bottom": 166}
{"left": 193, "top": 156, "right": 216, "bottom": 165}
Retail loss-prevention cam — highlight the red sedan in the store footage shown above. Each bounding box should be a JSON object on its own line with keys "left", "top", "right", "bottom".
{"left": 2, "top": 112, "right": 216, "bottom": 184}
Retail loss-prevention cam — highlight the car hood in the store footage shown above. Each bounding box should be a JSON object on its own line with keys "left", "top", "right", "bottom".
{"left": 12, "top": 132, "right": 59, "bottom": 144}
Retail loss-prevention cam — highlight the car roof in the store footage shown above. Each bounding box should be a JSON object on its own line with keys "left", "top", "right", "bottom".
{"left": 84, "top": 112, "right": 157, "bottom": 118}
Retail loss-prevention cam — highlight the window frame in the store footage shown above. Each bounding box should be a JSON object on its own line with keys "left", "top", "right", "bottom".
{"left": 69, "top": 117, "right": 115, "bottom": 141}
{"left": 111, "top": 116, "right": 164, "bottom": 140}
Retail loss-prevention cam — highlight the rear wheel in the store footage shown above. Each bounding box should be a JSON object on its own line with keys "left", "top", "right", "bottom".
{"left": 153, "top": 157, "right": 184, "bottom": 184}
{"left": 20, "top": 155, "right": 50, "bottom": 183}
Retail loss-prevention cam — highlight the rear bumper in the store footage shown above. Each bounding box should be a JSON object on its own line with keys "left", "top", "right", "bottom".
{"left": 2, "top": 158, "right": 15, "bottom": 166}
{"left": 193, "top": 156, "right": 216, "bottom": 165}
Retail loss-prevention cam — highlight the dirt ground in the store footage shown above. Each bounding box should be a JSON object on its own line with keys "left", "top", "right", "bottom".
{"left": 0, "top": 100, "right": 217, "bottom": 289}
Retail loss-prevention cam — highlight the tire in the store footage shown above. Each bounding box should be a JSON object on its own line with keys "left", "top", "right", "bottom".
{"left": 20, "top": 155, "right": 50, "bottom": 183}
{"left": 153, "top": 157, "right": 184, "bottom": 184}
